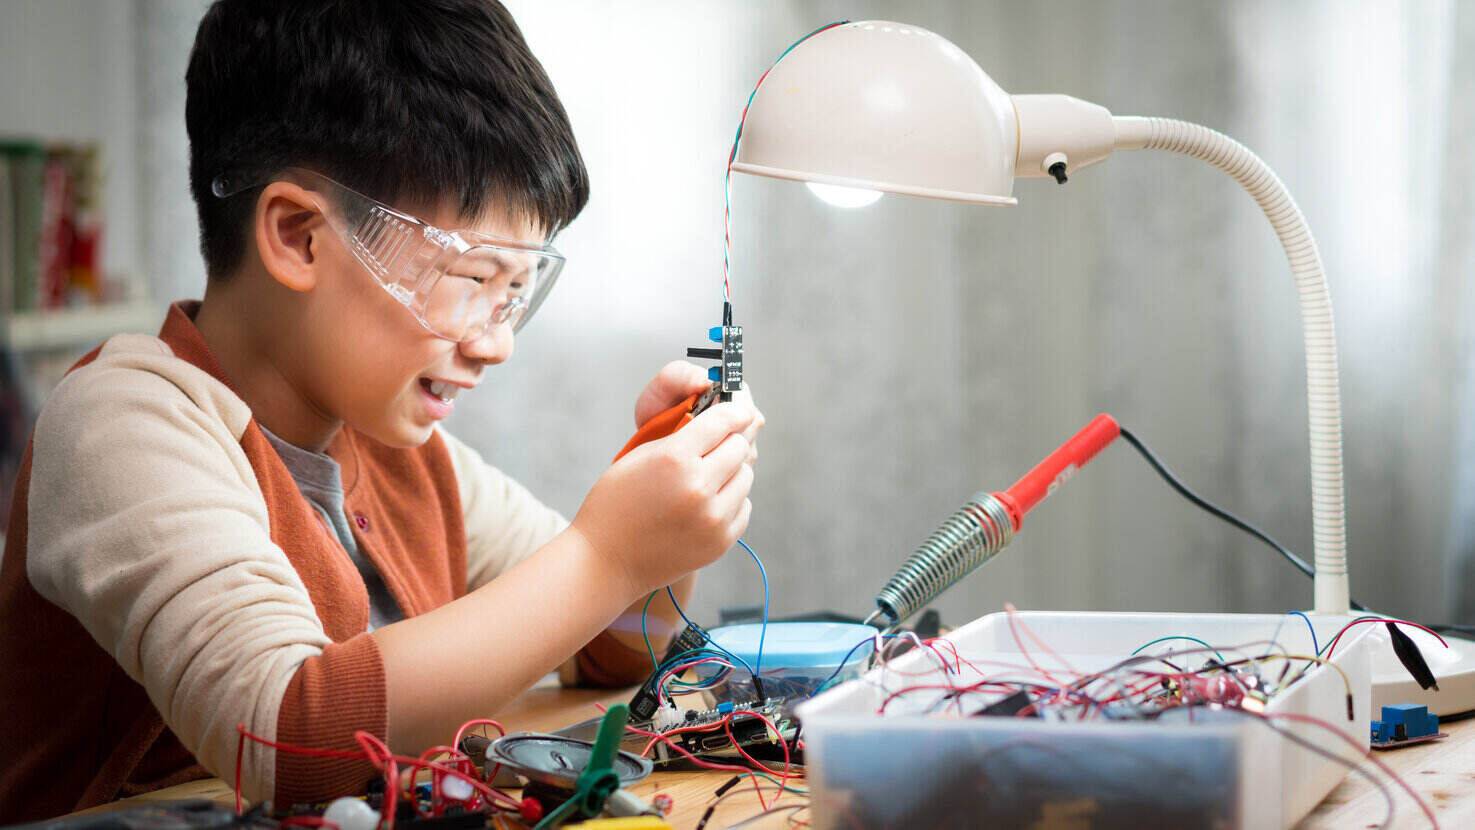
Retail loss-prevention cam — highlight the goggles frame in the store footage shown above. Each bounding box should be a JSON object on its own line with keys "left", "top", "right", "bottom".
{"left": 212, "top": 167, "right": 566, "bottom": 340}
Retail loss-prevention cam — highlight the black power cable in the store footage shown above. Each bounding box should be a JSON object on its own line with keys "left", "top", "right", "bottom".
{"left": 1116, "top": 426, "right": 1368, "bottom": 613}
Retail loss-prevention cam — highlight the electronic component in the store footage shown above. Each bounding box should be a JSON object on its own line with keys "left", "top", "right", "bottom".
{"left": 1185, "top": 674, "right": 1246, "bottom": 708}
{"left": 628, "top": 621, "right": 712, "bottom": 722}
{"left": 645, "top": 698, "right": 797, "bottom": 767}
{"left": 323, "top": 797, "right": 382, "bottom": 830}
{"left": 974, "top": 690, "right": 1035, "bottom": 718}
{"left": 485, "top": 733, "right": 653, "bottom": 789}
{"left": 1370, "top": 703, "right": 1446, "bottom": 749}
{"left": 685, "top": 302, "right": 743, "bottom": 402}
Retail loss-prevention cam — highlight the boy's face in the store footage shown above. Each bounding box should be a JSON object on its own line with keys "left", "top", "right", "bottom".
{"left": 288, "top": 199, "right": 539, "bottom": 449}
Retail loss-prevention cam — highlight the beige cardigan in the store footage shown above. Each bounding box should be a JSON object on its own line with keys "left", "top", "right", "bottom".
{"left": 0, "top": 302, "right": 638, "bottom": 820}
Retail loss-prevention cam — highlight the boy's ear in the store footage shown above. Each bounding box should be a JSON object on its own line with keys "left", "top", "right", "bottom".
{"left": 254, "top": 181, "right": 327, "bottom": 293}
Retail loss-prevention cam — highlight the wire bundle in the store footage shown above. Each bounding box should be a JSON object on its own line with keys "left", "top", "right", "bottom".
{"left": 854, "top": 609, "right": 1442, "bottom": 829}
{"left": 232, "top": 719, "right": 535, "bottom": 828}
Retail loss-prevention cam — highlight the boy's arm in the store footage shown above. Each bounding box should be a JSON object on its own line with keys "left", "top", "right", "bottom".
{"left": 377, "top": 402, "right": 757, "bottom": 753}
{"left": 441, "top": 428, "right": 690, "bottom": 686}
{"left": 26, "top": 341, "right": 377, "bottom": 806}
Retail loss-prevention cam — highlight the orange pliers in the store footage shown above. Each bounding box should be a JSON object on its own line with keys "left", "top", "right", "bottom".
{"left": 613, "top": 383, "right": 722, "bottom": 462}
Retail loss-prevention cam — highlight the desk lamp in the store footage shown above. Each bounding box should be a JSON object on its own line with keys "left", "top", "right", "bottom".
{"left": 727, "top": 20, "right": 1475, "bottom": 714}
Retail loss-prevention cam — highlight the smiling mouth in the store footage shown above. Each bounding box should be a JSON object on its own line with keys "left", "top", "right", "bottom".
{"left": 420, "top": 378, "right": 463, "bottom": 404}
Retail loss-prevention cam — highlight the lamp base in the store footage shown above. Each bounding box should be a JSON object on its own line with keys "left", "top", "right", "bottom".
{"left": 1369, "top": 628, "right": 1475, "bottom": 717}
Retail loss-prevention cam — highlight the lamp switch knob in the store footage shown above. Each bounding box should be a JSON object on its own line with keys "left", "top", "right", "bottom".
{"left": 1044, "top": 152, "right": 1069, "bottom": 184}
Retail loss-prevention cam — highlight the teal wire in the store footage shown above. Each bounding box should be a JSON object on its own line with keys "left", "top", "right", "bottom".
{"left": 637, "top": 539, "right": 771, "bottom": 692}
{"left": 1129, "top": 635, "right": 1227, "bottom": 664}
{"left": 751, "top": 771, "right": 809, "bottom": 795}
{"left": 642, "top": 590, "right": 660, "bottom": 672}
{"left": 723, "top": 20, "right": 849, "bottom": 299}
{"left": 665, "top": 586, "right": 758, "bottom": 681}
{"left": 1287, "top": 610, "right": 1320, "bottom": 656}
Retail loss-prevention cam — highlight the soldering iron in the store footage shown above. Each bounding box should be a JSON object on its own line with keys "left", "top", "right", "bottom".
{"left": 867, "top": 413, "right": 1122, "bottom": 626}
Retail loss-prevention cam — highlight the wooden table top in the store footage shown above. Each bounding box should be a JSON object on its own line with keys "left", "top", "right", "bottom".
{"left": 78, "top": 681, "right": 1473, "bottom": 829}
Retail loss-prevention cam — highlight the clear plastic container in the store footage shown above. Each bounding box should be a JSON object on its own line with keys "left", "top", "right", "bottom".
{"left": 797, "top": 611, "right": 1376, "bottom": 829}
{"left": 696, "top": 621, "right": 877, "bottom": 702}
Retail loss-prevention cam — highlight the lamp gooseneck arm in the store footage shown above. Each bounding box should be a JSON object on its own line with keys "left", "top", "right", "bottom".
{"left": 1112, "top": 116, "right": 1349, "bottom": 615}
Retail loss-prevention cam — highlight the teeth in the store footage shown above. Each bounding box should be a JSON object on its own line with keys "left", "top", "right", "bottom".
{"left": 427, "top": 380, "right": 461, "bottom": 403}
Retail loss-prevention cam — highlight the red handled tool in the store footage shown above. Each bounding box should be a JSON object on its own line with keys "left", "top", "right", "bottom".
{"left": 613, "top": 384, "right": 721, "bottom": 462}
{"left": 992, "top": 413, "right": 1121, "bottom": 531}
{"left": 871, "top": 413, "right": 1122, "bottom": 624}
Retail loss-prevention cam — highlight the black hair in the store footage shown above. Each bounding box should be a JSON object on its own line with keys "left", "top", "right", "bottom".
{"left": 186, "top": 0, "right": 589, "bottom": 278}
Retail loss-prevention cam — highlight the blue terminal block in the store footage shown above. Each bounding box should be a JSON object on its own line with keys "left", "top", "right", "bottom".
{"left": 1370, "top": 703, "right": 1439, "bottom": 745}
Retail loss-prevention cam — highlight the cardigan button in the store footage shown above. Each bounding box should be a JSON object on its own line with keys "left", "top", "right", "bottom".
{"left": 353, "top": 512, "right": 369, "bottom": 531}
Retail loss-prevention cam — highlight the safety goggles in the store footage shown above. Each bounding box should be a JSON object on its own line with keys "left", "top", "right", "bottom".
{"left": 212, "top": 167, "right": 565, "bottom": 340}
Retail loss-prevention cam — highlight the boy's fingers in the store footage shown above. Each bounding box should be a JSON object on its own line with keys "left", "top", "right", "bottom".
{"left": 728, "top": 496, "right": 754, "bottom": 540}
{"left": 672, "top": 402, "right": 755, "bottom": 456}
{"left": 635, "top": 360, "right": 711, "bottom": 427}
{"left": 701, "top": 432, "right": 751, "bottom": 484}
{"left": 711, "top": 462, "right": 755, "bottom": 523}
{"left": 721, "top": 388, "right": 765, "bottom": 446}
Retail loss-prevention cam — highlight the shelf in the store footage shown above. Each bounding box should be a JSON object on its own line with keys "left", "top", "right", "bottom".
{"left": 5, "top": 300, "right": 160, "bottom": 352}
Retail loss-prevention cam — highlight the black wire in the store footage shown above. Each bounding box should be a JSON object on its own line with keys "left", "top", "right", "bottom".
{"left": 1117, "top": 426, "right": 1368, "bottom": 613}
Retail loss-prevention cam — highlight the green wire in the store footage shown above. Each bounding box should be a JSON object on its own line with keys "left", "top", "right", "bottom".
{"left": 1317, "top": 615, "right": 1389, "bottom": 658}
{"left": 751, "top": 771, "right": 808, "bottom": 795}
{"left": 1130, "top": 635, "right": 1227, "bottom": 664}
{"left": 642, "top": 590, "right": 660, "bottom": 672}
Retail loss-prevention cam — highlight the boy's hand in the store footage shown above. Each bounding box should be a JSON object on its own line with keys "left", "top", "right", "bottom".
{"left": 573, "top": 399, "right": 762, "bottom": 598}
{"left": 634, "top": 360, "right": 763, "bottom": 466}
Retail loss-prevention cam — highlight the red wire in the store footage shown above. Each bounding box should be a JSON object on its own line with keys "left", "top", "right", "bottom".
{"left": 280, "top": 818, "right": 340, "bottom": 829}
{"left": 353, "top": 731, "right": 398, "bottom": 825}
{"left": 1263, "top": 711, "right": 1440, "bottom": 828}
{"left": 451, "top": 717, "right": 507, "bottom": 793}
{"left": 726, "top": 709, "right": 793, "bottom": 802}
{"left": 622, "top": 717, "right": 773, "bottom": 809}
{"left": 1323, "top": 618, "right": 1449, "bottom": 659}
{"left": 1003, "top": 604, "right": 1068, "bottom": 687}
{"left": 928, "top": 637, "right": 990, "bottom": 678}
{"left": 722, "top": 20, "right": 847, "bottom": 301}
{"left": 234, "top": 726, "right": 246, "bottom": 815}
{"left": 232, "top": 724, "right": 523, "bottom": 823}
{"left": 416, "top": 745, "right": 474, "bottom": 817}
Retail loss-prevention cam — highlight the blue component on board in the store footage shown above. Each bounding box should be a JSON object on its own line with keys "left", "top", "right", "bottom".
{"left": 1371, "top": 703, "right": 1439, "bottom": 744}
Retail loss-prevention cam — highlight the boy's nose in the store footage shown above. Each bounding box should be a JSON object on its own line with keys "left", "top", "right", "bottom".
{"left": 458, "top": 321, "right": 515, "bottom": 364}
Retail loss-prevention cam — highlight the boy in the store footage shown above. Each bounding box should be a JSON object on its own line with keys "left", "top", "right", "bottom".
{"left": 0, "top": 0, "right": 762, "bottom": 820}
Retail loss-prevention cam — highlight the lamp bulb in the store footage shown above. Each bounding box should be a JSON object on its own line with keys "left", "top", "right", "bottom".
{"left": 805, "top": 182, "right": 884, "bottom": 208}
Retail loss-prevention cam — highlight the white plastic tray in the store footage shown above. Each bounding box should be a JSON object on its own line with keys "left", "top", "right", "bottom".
{"left": 796, "top": 610, "right": 1376, "bottom": 829}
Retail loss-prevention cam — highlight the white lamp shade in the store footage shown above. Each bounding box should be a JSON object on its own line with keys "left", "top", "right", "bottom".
{"left": 731, "top": 21, "right": 1019, "bottom": 205}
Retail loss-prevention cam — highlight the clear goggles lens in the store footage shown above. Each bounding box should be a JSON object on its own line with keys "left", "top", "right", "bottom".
{"left": 256, "top": 168, "right": 564, "bottom": 341}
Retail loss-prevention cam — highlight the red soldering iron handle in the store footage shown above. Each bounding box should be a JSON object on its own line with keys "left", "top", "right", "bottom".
{"left": 993, "top": 413, "right": 1121, "bottom": 531}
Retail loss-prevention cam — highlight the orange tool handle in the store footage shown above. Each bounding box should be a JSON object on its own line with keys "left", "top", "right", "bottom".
{"left": 613, "top": 391, "right": 704, "bottom": 462}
